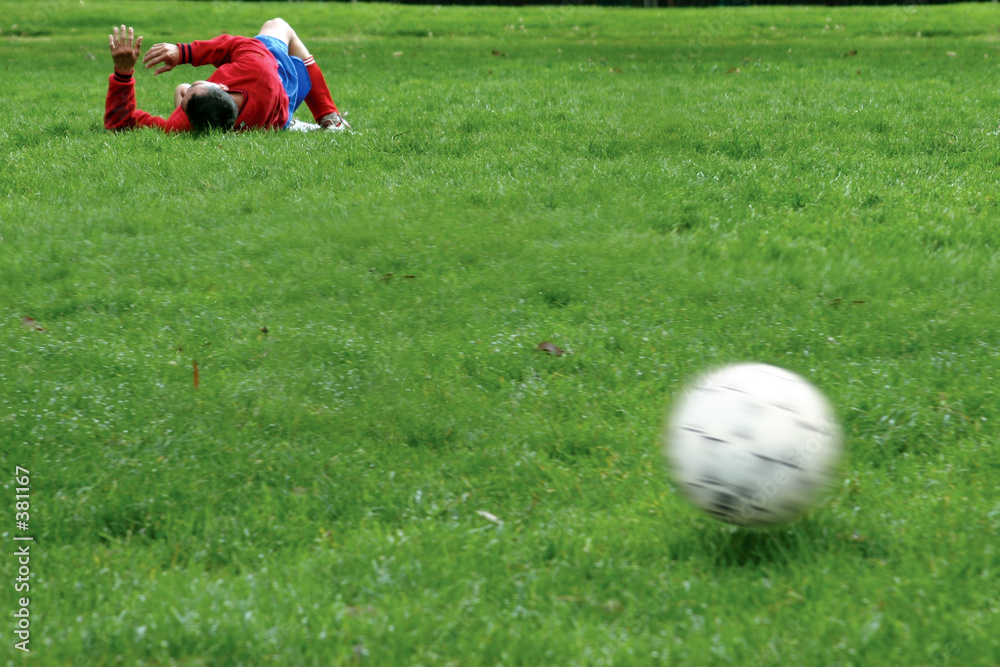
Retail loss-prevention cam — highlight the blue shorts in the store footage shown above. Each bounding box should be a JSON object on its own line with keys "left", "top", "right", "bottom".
{"left": 255, "top": 35, "right": 312, "bottom": 128}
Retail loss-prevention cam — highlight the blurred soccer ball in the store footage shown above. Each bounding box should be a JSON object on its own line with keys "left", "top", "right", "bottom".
{"left": 664, "top": 363, "right": 842, "bottom": 526}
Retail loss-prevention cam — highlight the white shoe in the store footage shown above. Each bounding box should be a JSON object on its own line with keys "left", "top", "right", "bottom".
{"left": 318, "top": 112, "right": 350, "bottom": 132}
{"left": 287, "top": 119, "right": 321, "bottom": 132}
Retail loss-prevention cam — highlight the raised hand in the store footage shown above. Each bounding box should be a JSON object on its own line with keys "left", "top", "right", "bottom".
{"left": 142, "top": 42, "right": 180, "bottom": 76}
{"left": 108, "top": 25, "right": 142, "bottom": 74}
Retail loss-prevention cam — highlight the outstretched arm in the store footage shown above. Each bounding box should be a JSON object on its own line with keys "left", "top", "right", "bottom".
{"left": 104, "top": 24, "right": 189, "bottom": 132}
{"left": 108, "top": 24, "right": 142, "bottom": 73}
{"left": 147, "top": 35, "right": 247, "bottom": 72}
{"left": 142, "top": 41, "right": 180, "bottom": 75}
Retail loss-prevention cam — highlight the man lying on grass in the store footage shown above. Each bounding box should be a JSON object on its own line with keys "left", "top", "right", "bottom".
{"left": 105, "top": 19, "right": 349, "bottom": 133}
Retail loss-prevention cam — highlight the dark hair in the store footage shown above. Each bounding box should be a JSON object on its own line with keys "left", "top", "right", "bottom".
{"left": 185, "top": 86, "right": 238, "bottom": 132}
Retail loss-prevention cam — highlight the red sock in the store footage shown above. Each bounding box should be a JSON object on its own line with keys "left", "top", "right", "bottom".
{"left": 302, "top": 56, "right": 339, "bottom": 119}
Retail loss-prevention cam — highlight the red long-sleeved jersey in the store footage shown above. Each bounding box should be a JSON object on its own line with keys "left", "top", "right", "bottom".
{"left": 104, "top": 35, "right": 289, "bottom": 132}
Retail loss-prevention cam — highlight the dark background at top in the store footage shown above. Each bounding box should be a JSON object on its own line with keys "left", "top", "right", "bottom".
{"left": 228, "top": 0, "right": 984, "bottom": 7}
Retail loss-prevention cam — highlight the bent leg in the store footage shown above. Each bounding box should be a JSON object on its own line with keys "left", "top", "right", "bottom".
{"left": 258, "top": 18, "right": 345, "bottom": 126}
{"left": 258, "top": 18, "right": 311, "bottom": 60}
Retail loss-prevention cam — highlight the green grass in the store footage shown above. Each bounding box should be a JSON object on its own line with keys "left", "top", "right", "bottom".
{"left": 2, "top": 0, "right": 1000, "bottom": 664}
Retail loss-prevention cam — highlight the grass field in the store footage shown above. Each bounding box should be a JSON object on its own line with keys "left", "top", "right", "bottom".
{"left": 2, "top": 0, "right": 1000, "bottom": 664}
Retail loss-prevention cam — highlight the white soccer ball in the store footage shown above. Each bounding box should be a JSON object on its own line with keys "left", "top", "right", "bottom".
{"left": 664, "top": 363, "right": 842, "bottom": 526}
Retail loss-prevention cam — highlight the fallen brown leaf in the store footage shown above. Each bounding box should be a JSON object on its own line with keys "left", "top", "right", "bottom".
{"left": 536, "top": 341, "right": 566, "bottom": 356}
{"left": 21, "top": 317, "right": 45, "bottom": 332}
{"left": 609, "top": 67, "right": 623, "bottom": 74}
{"left": 345, "top": 605, "right": 377, "bottom": 617}
{"left": 726, "top": 67, "right": 740, "bottom": 74}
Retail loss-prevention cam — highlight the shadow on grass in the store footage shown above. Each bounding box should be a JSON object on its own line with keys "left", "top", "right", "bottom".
{"left": 709, "top": 528, "right": 805, "bottom": 568}
{"left": 671, "top": 516, "right": 837, "bottom": 568}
